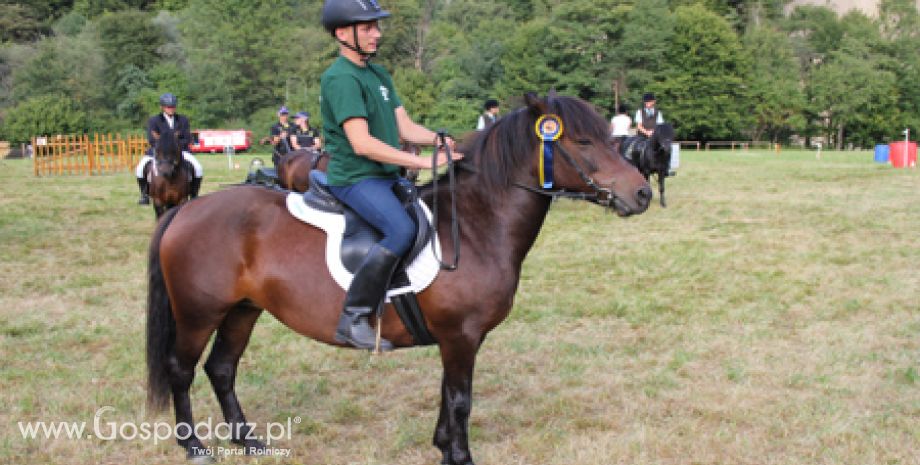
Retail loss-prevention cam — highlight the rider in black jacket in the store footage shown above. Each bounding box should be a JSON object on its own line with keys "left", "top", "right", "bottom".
{"left": 134, "top": 93, "right": 204, "bottom": 204}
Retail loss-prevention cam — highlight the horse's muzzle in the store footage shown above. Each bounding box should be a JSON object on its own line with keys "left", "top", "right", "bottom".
{"left": 610, "top": 185, "right": 651, "bottom": 217}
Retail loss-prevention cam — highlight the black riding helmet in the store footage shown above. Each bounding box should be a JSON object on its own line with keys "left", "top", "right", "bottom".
{"left": 321, "top": 0, "right": 391, "bottom": 59}
{"left": 159, "top": 93, "right": 178, "bottom": 107}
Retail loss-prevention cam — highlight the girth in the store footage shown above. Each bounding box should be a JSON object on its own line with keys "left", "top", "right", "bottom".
{"left": 303, "top": 170, "right": 437, "bottom": 346}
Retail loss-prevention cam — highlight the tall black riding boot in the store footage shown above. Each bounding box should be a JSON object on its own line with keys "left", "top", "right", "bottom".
{"left": 335, "top": 244, "right": 401, "bottom": 351}
{"left": 189, "top": 177, "right": 202, "bottom": 199}
{"left": 136, "top": 178, "right": 150, "bottom": 205}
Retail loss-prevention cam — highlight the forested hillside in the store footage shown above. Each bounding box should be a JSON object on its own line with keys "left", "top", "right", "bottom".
{"left": 1, "top": 0, "right": 918, "bottom": 147}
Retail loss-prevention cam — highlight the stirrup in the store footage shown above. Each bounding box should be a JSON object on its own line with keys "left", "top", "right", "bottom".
{"left": 335, "top": 315, "right": 393, "bottom": 352}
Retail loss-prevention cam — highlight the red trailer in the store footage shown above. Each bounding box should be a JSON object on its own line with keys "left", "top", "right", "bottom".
{"left": 189, "top": 129, "right": 252, "bottom": 153}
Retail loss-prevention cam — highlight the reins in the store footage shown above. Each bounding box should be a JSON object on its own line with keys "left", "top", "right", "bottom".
{"left": 429, "top": 131, "right": 460, "bottom": 271}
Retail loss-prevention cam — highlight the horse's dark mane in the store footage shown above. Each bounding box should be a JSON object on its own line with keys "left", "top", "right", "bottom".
{"left": 422, "top": 95, "right": 610, "bottom": 194}
{"left": 655, "top": 123, "right": 674, "bottom": 142}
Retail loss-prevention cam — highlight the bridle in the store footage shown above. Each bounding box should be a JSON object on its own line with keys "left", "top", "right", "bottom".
{"left": 514, "top": 136, "right": 616, "bottom": 208}
{"left": 153, "top": 141, "right": 181, "bottom": 179}
{"left": 425, "top": 119, "right": 622, "bottom": 272}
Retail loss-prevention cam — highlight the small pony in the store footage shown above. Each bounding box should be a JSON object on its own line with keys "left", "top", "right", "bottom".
{"left": 275, "top": 143, "right": 420, "bottom": 192}
{"left": 144, "top": 128, "right": 192, "bottom": 218}
{"left": 277, "top": 148, "right": 329, "bottom": 192}
{"left": 146, "top": 92, "right": 652, "bottom": 464}
{"left": 619, "top": 123, "right": 675, "bottom": 207}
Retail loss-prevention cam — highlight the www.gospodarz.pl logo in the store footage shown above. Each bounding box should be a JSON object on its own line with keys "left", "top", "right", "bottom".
{"left": 18, "top": 405, "right": 298, "bottom": 456}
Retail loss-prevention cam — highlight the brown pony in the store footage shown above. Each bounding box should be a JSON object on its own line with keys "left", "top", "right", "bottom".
{"left": 146, "top": 93, "right": 652, "bottom": 464}
{"left": 277, "top": 143, "right": 419, "bottom": 192}
{"left": 144, "top": 128, "right": 192, "bottom": 218}
{"left": 276, "top": 148, "right": 328, "bottom": 192}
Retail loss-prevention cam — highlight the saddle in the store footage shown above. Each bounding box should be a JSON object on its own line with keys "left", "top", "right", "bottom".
{"left": 301, "top": 170, "right": 437, "bottom": 345}
{"left": 244, "top": 167, "right": 281, "bottom": 187}
{"left": 622, "top": 137, "right": 647, "bottom": 163}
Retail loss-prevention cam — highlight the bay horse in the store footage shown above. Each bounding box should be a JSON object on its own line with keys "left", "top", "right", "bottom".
{"left": 619, "top": 123, "right": 674, "bottom": 207}
{"left": 144, "top": 128, "right": 192, "bottom": 218}
{"left": 276, "top": 148, "right": 328, "bottom": 192}
{"left": 276, "top": 143, "right": 419, "bottom": 192}
{"left": 146, "top": 93, "right": 652, "bottom": 464}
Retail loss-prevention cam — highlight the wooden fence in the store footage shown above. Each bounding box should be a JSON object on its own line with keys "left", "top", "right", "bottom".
{"left": 32, "top": 133, "right": 148, "bottom": 176}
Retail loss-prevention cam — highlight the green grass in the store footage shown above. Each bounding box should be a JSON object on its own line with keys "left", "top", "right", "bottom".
{"left": 0, "top": 149, "right": 918, "bottom": 464}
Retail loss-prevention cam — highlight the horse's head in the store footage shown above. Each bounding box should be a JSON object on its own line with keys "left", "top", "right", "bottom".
{"left": 521, "top": 92, "right": 651, "bottom": 216}
{"left": 651, "top": 123, "right": 675, "bottom": 171}
{"left": 152, "top": 128, "right": 182, "bottom": 178}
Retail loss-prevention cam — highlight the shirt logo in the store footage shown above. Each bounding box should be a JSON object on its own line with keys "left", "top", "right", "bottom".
{"left": 379, "top": 85, "right": 389, "bottom": 102}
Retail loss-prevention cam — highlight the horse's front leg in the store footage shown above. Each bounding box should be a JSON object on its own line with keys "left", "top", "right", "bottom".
{"left": 658, "top": 171, "right": 667, "bottom": 208}
{"left": 433, "top": 377, "right": 450, "bottom": 464}
{"left": 434, "top": 335, "right": 480, "bottom": 465}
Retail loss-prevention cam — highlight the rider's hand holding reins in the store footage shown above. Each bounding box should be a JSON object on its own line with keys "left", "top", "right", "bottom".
{"left": 431, "top": 141, "right": 463, "bottom": 168}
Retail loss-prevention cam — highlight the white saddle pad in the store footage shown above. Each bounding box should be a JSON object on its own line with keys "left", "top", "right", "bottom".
{"left": 285, "top": 193, "right": 441, "bottom": 299}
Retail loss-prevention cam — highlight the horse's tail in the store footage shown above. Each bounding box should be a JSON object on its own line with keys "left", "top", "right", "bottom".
{"left": 146, "top": 205, "right": 183, "bottom": 413}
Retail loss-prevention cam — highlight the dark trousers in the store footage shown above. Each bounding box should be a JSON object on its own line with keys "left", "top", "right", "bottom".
{"left": 329, "top": 177, "right": 415, "bottom": 256}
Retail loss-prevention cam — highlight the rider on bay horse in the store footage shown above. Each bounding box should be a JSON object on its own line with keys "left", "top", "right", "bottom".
{"left": 135, "top": 93, "right": 203, "bottom": 204}
{"left": 320, "top": 0, "right": 458, "bottom": 350}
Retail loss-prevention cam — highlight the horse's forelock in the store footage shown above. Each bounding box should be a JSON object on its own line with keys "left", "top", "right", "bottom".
{"left": 548, "top": 96, "right": 609, "bottom": 141}
{"left": 156, "top": 128, "right": 181, "bottom": 161}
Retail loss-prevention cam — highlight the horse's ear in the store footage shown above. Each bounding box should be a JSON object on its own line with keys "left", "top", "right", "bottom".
{"left": 524, "top": 92, "right": 547, "bottom": 116}
{"left": 548, "top": 87, "right": 558, "bottom": 99}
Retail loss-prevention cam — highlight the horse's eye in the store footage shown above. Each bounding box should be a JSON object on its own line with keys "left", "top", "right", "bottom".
{"left": 576, "top": 139, "right": 593, "bottom": 146}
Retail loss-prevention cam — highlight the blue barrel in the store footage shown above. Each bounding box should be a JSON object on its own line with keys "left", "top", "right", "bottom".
{"left": 874, "top": 144, "right": 889, "bottom": 163}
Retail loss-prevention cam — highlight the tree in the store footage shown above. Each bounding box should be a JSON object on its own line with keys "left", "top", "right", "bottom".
{"left": 878, "top": 0, "right": 919, "bottom": 39}
{"left": 878, "top": 0, "right": 920, "bottom": 135}
{"left": 743, "top": 26, "right": 806, "bottom": 141}
{"left": 16, "top": 0, "right": 77, "bottom": 20}
{"left": 96, "top": 9, "right": 164, "bottom": 74}
{"left": 656, "top": 4, "right": 751, "bottom": 141}
{"left": 808, "top": 51, "right": 898, "bottom": 148}
{"left": 0, "top": 4, "right": 48, "bottom": 42}
{"left": 801, "top": 10, "right": 899, "bottom": 148}
{"left": 73, "top": 0, "right": 157, "bottom": 17}
{"left": 616, "top": 0, "right": 675, "bottom": 111}
{"left": 501, "top": 0, "right": 631, "bottom": 109}
{"left": 430, "top": 1, "right": 515, "bottom": 102}
{"left": 784, "top": 4, "right": 843, "bottom": 68}
{"left": 499, "top": 19, "right": 559, "bottom": 98}
{"left": 1, "top": 95, "right": 88, "bottom": 143}
{"left": 179, "top": 0, "right": 300, "bottom": 125}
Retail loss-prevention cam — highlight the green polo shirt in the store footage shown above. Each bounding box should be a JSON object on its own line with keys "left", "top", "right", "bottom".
{"left": 321, "top": 56, "right": 403, "bottom": 186}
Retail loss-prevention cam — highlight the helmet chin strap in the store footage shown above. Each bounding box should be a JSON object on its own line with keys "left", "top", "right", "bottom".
{"left": 337, "top": 25, "right": 376, "bottom": 61}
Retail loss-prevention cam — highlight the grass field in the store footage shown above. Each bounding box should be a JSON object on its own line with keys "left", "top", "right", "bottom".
{"left": 1, "top": 149, "right": 918, "bottom": 465}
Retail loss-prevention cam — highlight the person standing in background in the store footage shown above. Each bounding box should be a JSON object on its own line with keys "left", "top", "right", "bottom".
{"left": 476, "top": 99, "right": 500, "bottom": 131}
